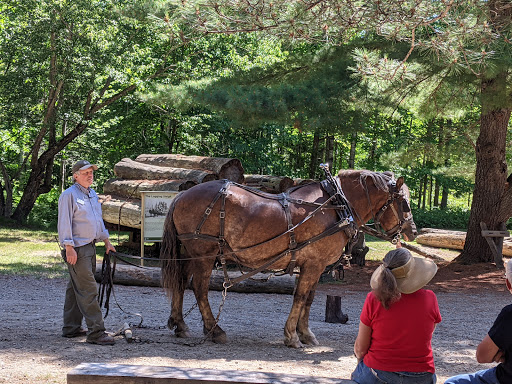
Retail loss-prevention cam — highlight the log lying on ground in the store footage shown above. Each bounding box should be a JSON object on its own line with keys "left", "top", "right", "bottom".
{"left": 114, "top": 158, "right": 218, "bottom": 183}
{"left": 135, "top": 154, "right": 245, "bottom": 184}
{"left": 244, "top": 174, "right": 295, "bottom": 194}
{"left": 99, "top": 195, "right": 142, "bottom": 229}
{"left": 94, "top": 264, "right": 296, "bottom": 294}
{"left": 416, "top": 229, "right": 512, "bottom": 257}
{"left": 103, "top": 178, "right": 196, "bottom": 199}
{"left": 419, "top": 228, "right": 468, "bottom": 236}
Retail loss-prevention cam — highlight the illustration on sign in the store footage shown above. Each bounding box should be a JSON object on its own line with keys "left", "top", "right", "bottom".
{"left": 141, "top": 191, "right": 178, "bottom": 242}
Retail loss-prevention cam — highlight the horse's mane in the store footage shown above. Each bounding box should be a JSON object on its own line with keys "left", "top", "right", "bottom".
{"left": 338, "top": 169, "right": 394, "bottom": 192}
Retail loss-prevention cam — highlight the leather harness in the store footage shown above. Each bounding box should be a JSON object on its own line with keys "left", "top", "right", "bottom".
{"left": 176, "top": 168, "right": 412, "bottom": 289}
{"left": 177, "top": 174, "right": 357, "bottom": 288}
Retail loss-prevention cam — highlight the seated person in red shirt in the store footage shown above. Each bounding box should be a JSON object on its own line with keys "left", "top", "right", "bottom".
{"left": 352, "top": 246, "right": 441, "bottom": 384}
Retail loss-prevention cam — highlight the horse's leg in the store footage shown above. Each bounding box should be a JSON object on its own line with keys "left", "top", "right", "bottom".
{"left": 190, "top": 258, "right": 228, "bottom": 344}
{"left": 296, "top": 281, "right": 319, "bottom": 346}
{"left": 284, "top": 264, "right": 323, "bottom": 348}
{"left": 168, "top": 281, "right": 191, "bottom": 338}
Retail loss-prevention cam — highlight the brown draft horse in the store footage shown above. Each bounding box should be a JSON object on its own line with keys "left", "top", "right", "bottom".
{"left": 160, "top": 169, "right": 417, "bottom": 348}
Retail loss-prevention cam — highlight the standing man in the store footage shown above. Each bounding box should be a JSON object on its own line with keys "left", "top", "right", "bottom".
{"left": 58, "top": 160, "right": 116, "bottom": 345}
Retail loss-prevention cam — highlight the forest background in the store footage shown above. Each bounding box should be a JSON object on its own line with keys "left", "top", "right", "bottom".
{"left": 1, "top": 0, "right": 512, "bottom": 265}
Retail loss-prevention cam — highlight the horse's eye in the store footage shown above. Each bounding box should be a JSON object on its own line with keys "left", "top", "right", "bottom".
{"left": 402, "top": 200, "right": 411, "bottom": 213}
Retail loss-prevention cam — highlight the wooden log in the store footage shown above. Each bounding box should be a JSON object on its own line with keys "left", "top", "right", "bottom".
{"left": 419, "top": 228, "right": 467, "bottom": 236}
{"left": 99, "top": 195, "right": 142, "bottom": 229}
{"left": 244, "top": 174, "right": 295, "bottom": 194}
{"left": 415, "top": 230, "right": 512, "bottom": 257}
{"left": 93, "top": 264, "right": 296, "bottom": 294}
{"left": 293, "top": 178, "right": 316, "bottom": 186}
{"left": 415, "top": 232, "right": 466, "bottom": 250}
{"left": 324, "top": 295, "right": 348, "bottom": 324}
{"left": 114, "top": 158, "right": 218, "bottom": 183}
{"left": 135, "top": 153, "right": 245, "bottom": 184}
{"left": 67, "top": 363, "right": 356, "bottom": 384}
{"left": 103, "top": 178, "right": 196, "bottom": 199}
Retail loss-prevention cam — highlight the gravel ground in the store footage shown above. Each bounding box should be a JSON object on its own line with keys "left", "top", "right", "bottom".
{"left": 0, "top": 263, "right": 509, "bottom": 384}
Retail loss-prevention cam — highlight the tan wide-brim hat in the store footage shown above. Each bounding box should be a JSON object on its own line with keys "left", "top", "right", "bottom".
{"left": 370, "top": 256, "right": 438, "bottom": 294}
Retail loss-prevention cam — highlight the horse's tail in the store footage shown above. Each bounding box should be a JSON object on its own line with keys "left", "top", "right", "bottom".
{"left": 160, "top": 193, "right": 186, "bottom": 297}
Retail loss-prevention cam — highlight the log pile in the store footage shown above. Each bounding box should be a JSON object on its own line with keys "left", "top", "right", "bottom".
{"left": 243, "top": 174, "right": 295, "bottom": 194}
{"left": 99, "top": 154, "right": 245, "bottom": 229}
{"left": 416, "top": 227, "right": 512, "bottom": 257}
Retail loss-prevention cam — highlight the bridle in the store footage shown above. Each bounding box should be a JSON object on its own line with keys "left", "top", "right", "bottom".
{"left": 360, "top": 177, "right": 414, "bottom": 244}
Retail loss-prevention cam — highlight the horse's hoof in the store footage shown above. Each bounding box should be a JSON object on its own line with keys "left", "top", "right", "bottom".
{"left": 300, "top": 335, "right": 319, "bottom": 346}
{"left": 204, "top": 326, "right": 228, "bottom": 344}
{"left": 284, "top": 337, "right": 304, "bottom": 349}
{"left": 175, "top": 330, "right": 191, "bottom": 338}
{"left": 212, "top": 333, "right": 228, "bottom": 344}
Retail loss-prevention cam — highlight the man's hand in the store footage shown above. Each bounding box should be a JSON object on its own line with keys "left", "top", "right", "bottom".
{"left": 104, "top": 239, "right": 116, "bottom": 254}
{"left": 65, "top": 245, "right": 78, "bottom": 265}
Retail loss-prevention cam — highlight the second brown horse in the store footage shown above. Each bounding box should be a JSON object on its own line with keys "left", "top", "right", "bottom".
{"left": 161, "top": 169, "right": 417, "bottom": 348}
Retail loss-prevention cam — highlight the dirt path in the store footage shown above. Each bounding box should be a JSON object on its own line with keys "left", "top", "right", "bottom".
{"left": 0, "top": 259, "right": 509, "bottom": 384}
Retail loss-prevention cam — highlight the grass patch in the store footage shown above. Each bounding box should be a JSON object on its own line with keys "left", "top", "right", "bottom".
{"left": 0, "top": 225, "right": 132, "bottom": 278}
{"left": 364, "top": 236, "right": 398, "bottom": 261}
{"left": 0, "top": 226, "right": 67, "bottom": 278}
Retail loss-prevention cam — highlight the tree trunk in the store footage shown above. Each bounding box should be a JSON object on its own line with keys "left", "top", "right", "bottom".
{"left": 308, "top": 130, "right": 320, "bottom": 178}
{"left": 434, "top": 179, "right": 440, "bottom": 207}
{"left": 421, "top": 175, "right": 427, "bottom": 210}
{"left": 456, "top": 72, "right": 510, "bottom": 264}
{"left": 441, "top": 185, "right": 449, "bottom": 209}
{"left": 417, "top": 176, "right": 422, "bottom": 209}
{"left": 11, "top": 162, "right": 51, "bottom": 222}
{"left": 348, "top": 132, "right": 357, "bottom": 169}
{"left": 326, "top": 135, "right": 334, "bottom": 166}
{"left": 0, "top": 161, "right": 13, "bottom": 218}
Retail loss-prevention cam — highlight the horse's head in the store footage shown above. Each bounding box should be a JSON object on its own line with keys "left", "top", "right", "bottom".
{"left": 338, "top": 170, "right": 417, "bottom": 243}
{"left": 377, "top": 176, "right": 417, "bottom": 242}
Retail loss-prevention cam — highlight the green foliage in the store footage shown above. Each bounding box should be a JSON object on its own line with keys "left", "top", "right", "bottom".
{"left": 411, "top": 207, "right": 470, "bottom": 231}
{"left": 27, "top": 187, "right": 60, "bottom": 230}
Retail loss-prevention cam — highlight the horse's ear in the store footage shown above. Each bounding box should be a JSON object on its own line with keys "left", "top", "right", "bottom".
{"left": 396, "top": 176, "right": 404, "bottom": 190}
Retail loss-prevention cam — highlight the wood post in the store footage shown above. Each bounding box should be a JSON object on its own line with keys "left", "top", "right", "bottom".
{"left": 324, "top": 295, "right": 348, "bottom": 324}
{"left": 480, "top": 222, "right": 507, "bottom": 269}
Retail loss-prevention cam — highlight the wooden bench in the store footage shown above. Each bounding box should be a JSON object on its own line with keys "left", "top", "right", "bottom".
{"left": 68, "top": 363, "right": 356, "bottom": 384}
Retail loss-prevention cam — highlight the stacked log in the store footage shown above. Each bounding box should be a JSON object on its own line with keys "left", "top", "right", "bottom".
{"left": 99, "top": 195, "right": 142, "bottom": 229}
{"left": 416, "top": 227, "right": 512, "bottom": 257}
{"left": 114, "top": 158, "right": 218, "bottom": 183}
{"left": 99, "top": 155, "right": 245, "bottom": 229}
{"left": 293, "top": 178, "right": 316, "bottom": 186}
{"left": 135, "top": 154, "right": 245, "bottom": 184}
{"left": 103, "top": 179, "right": 197, "bottom": 200}
{"left": 244, "top": 174, "right": 295, "bottom": 193}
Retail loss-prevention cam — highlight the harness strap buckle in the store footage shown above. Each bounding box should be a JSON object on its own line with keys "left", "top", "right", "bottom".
{"left": 205, "top": 207, "right": 212, "bottom": 216}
